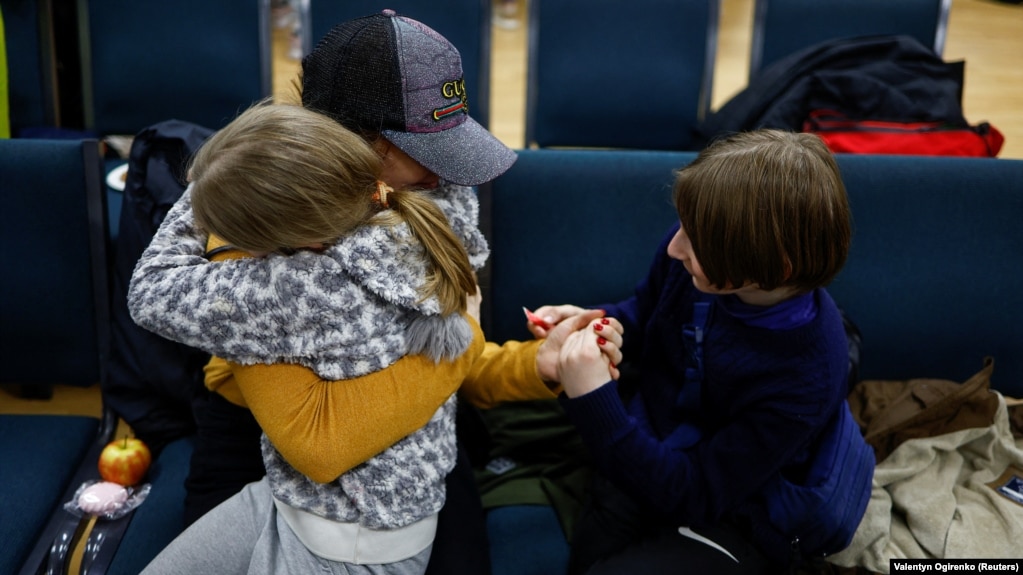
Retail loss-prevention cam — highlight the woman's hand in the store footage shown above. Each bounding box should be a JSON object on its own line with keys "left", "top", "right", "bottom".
{"left": 525, "top": 304, "right": 589, "bottom": 338}
{"left": 558, "top": 329, "right": 616, "bottom": 398}
{"left": 535, "top": 311, "right": 623, "bottom": 383}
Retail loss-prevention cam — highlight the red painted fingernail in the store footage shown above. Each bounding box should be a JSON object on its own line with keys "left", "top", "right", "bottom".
{"left": 601, "top": 318, "right": 610, "bottom": 325}
{"left": 597, "top": 337, "right": 607, "bottom": 345}
{"left": 594, "top": 323, "right": 604, "bottom": 331}
{"left": 610, "top": 362, "right": 616, "bottom": 369}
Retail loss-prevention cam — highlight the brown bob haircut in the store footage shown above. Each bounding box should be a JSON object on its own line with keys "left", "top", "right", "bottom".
{"left": 673, "top": 130, "right": 851, "bottom": 293}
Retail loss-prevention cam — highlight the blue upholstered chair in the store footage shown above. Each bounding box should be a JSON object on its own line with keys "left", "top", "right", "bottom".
{"left": 478, "top": 149, "right": 690, "bottom": 574}
{"left": 0, "top": 0, "right": 59, "bottom": 135}
{"left": 303, "top": 0, "right": 493, "bottom": 128}
{"left": 0, "top": 138, "right": 115, "bottom": 575}
{"left": 481, "top": 149, "right": 687, "bottom": 340}
{"left": 78, "top": 0, "right": 273, "bottom": 136}
{"left": 84, "top": 436, "right": 195, "bottom": 575}
{"left": 524, "top": 0, "right": 720, "bottom": 151}
{"left": 826, "top": 154, "right": 1023, "bottom": 390}
{"left": 0, "top": 138, "right": 199, "bottom": 575}
{"left": 748, "top": 0, "right": 952, "bottom": 81}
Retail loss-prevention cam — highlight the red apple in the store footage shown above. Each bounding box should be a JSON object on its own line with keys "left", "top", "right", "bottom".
{"left": 98, "top": 436, "right": 152, "bottom": 486}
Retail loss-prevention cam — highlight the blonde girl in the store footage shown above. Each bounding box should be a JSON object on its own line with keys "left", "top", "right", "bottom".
{"left": 132, "top": 102, "right": 495, "bottom": 574}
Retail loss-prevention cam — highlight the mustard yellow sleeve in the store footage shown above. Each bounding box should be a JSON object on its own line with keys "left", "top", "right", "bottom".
{"left": 201, "top": 235, "right": 253, "bottom": 407}
{"left": 204, "top": 356, "right": 247, "bottom": 407}
{"left": 460, "top": 339, "right": 560, "bottom": 409}
{"left": 232, "top": 317, "right": 486, "bottom": 483}
{"left": 201, "top": 234, "right": 490, "bottom": 481}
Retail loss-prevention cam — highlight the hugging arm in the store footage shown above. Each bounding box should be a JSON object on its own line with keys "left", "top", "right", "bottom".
{"left": 127, "top": 189, "right": 391, "bottom": 370}
{"left": 231, "top": 315, "right": 487, "bottom": 483}
{"left": 200, "top": 239, "right": 487, "bottom": 482}
{"left": 127, "top": 189, "right": 293, "bottom": 359}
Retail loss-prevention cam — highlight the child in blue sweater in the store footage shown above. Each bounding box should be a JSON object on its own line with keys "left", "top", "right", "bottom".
{"left": 536, "top": 130, "right": 875, "bottom": 573}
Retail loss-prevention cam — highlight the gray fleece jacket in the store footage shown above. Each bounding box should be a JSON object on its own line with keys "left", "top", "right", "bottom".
{"left": 128, "top": 183, "right": 489, "bottom": 529}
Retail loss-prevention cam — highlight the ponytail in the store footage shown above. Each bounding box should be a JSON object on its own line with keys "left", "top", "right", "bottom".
{"left": 379, "top": 189, "right": 476, "bottom": 316}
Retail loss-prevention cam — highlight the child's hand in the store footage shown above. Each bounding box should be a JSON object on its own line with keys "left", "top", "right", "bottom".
{"left": 593, "top": 316, "right": 622, "bottom": 381}
{"left": 557, "top": 329, "right": 615, "bottom": 398}
{"left": 536, "top": 312, "right": 623, "bottom": 383}
{"left": 524, "top": 304, "right": 589, "bottom": 338}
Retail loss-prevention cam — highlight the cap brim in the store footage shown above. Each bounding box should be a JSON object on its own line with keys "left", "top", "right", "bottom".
{"left": 382, "top": 117, "right": 517, "bottom": 187}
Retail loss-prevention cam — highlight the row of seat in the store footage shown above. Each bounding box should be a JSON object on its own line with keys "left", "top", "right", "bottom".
{"left": 4, "top": 0, "right": 950, "bottom": 149}
{"left": 4, "top": 136, "right": 1023, "bottom": 575}
{"left": 2, "top": 0, "right": 272, "bottom": 138}
{"left": 294, "top": 0, "right": 953, "bottom": 151}
{"left": 523, "top": 0, "right": 950, "bottom": 150}
{"left": 1, "top": 139, "right": 118, "bottom": 575}
{"left": 270, "top": 0, "right": 949, "bottom": 151}
{"left": 1, "top": 0, "right": 491, "bottom": 139}
{"left": 0, "top": 137, "right": 201, "bottom": 575}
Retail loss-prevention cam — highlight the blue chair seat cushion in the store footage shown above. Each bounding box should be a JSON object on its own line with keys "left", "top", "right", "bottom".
{"left": 105, "top": 436, "right": 194, "bottom": 575}
{"left": 487, "top": 505, "right": 570, "bottom": 575}
{"left": 0, "top": 414, "right": 98, "bottom": 575}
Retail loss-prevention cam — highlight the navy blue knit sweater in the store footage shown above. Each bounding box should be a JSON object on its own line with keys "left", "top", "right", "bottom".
{"left": 560, "top": 225, "right": 872, "bottom": 561}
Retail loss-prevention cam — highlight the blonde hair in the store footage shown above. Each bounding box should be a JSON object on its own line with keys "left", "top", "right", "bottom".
{"left": 189, "top": 101, "right": 474, "bottom": 314}
{"left": 673, "top": 130, "right": 851, "bottom": 292}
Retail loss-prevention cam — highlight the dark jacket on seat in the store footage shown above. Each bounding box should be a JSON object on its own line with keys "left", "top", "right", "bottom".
{"left": 696, "top": 35, "right": 969, "bottom": 147}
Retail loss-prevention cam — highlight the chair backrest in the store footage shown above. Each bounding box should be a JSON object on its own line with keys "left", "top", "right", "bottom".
{"left": 79, "top": 0, "right": 272, "bottom": 136}
{"left": 0, "top": 0, "right": 59, "bottom": 134}
{"left": 826, "top": 154, "right": 1023, "bottom": 392}
{"left": 0, "top": 138, "right": 110, "bottom": 388}
{"left": 305, "top": 0, "right": 492, "bottom": 128}
{"left": 525, "top": 0, "right": 720, "bottom": 151}
{"left": 481, "top": 149, "right": 1023, "bottom": 396}
{"left": 749, "top": 0, "right": 952, "bottom": 81}
{"left": 481, "top": 149, "right": 690, "bottom": 342}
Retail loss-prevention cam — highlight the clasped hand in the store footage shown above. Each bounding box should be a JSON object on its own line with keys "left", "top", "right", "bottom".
{"left": 528, "top": 305, "right": 623, "bottom": 398}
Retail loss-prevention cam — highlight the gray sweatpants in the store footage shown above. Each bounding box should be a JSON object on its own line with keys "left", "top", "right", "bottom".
{"left": 140, "top": 478, "right": 432, "bottom": 575}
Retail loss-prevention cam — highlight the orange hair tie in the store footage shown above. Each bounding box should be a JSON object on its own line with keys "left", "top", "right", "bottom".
{"left": 372, "top": 181, "right": 393, "bottom": 208}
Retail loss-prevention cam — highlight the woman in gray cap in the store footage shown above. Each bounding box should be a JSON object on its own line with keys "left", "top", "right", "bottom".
{"left": 174, "top": 11, "right": 618, "bottom": 575}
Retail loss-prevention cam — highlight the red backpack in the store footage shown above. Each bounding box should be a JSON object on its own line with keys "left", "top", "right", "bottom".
{"left": 805, "top": 110, "right": 1005, "bottom": 157}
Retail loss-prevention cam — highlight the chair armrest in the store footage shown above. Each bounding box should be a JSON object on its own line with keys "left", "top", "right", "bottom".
{"left": 17, "top": 404, "right": 119, "bottom": 575}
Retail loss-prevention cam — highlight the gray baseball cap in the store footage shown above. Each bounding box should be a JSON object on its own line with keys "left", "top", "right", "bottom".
{"left": 302, "top": 10, "right": 516, "bottom": 186}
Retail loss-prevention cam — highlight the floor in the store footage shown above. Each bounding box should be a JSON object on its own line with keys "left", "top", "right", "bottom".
{"left": 2, "top": 0, "right": 1021, "bottom": 419}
